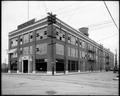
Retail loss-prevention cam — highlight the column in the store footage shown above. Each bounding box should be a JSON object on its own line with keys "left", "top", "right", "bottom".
{"left": 64, "top": 33, "right": 68, "bottom": 73}
{"left": 78, "top": 38, "right": 80, "bottom": 72}
{"left": 32, "top": 30, "right": 36, "bottom": 73}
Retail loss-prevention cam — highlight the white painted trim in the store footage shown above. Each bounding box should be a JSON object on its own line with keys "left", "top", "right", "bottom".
{"left": 9, "top": 24, "right": 47, "bottom": 39}
{"left": 9, "top": 17, "right": 47, "bottom": 35}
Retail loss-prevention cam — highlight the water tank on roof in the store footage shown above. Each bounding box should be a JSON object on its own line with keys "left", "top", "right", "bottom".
{"left": 79, "top": 27, "right": 89, "bottom": 37}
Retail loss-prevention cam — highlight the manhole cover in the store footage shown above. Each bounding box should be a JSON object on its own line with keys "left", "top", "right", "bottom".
{"left": 46, "top": 90, "right": 57, "bottom": 95}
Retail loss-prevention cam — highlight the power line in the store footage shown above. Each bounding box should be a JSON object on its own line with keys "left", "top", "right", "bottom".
{"left": 27, "top": 0, "right": 29, "bottom": 20}
{"left": 103, "top": 1, "right": 119, "bottom": 30}
{"left": 96, "top": 33, "right": 118, "bottom": 42}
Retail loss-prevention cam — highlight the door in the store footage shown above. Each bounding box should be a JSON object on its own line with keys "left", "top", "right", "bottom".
{"left": 23, "top": 60, "right": 28, "bottom": 73}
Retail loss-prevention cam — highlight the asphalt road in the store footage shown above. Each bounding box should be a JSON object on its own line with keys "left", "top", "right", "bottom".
{"left": 2, "top": 71, "right": 119, "bottom": 95}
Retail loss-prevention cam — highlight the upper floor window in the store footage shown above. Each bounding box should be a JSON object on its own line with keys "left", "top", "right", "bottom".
{"left": 68, "top": 34, "right": 78, "bottom": 46}
{"left": 20, "top": 35, "right": 23, "bottom": 45}
{"left": 36, "top": 43, "right": 47, "bottom": 55}
{"left": 79, "top": 40, "right": 82, "bottom": 47}
{"left": 36, "top": 28, "right": 47, "bottom": 40}
{"left": 23, "top": 47, "right": 29, "bottom": 55}
{"left": 68, "top": 46, "right": 78, "bottom": 58}
{"left": 20, "top": 48, "right": 22, "bottom": 55}
{"left": 71, "top": 35, "right": 76, "bottom": 45}
{"left": 23, "top": 33, "right": 29, "bottom": 44}
{"left": 56, "top": 43, "right": 64, "bottom": 55}
{"left": 82, "top": 41, "right": 86, "bottom": 48}
{"left": 56, "top": 28, "right": 65, "bottom": 41}
{"left": 29, "top": 32, "right": 33, "bottom": 42}
{"left": 11, "top": 38, "right": 18, "bottom": 47}
{"left": 29, "top": 46, "right": 33, "bottom": 54}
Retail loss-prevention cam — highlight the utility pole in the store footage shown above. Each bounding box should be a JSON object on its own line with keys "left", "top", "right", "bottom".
{"left": 47, "top": 12, "right": 56, "bottom": 76}
{"left": 115, "top": 49, "right": 117, "bottom": 67}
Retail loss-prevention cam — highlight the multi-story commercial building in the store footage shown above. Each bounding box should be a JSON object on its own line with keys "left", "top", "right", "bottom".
{"left": 8, "top": 14, "right": 114, "bottom": 74}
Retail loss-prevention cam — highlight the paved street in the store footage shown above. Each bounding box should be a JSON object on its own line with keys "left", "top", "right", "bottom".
{"left": 2, "top": 71, "right": 118, "bottom": 95}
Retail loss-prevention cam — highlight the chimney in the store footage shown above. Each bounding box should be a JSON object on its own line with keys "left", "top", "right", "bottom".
{"left": 79, "top": 27, "right": 89, "bottom": 37}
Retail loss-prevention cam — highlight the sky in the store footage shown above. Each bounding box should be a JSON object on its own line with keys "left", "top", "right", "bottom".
{"left": 2, "top": 1, "right": 119, "bottom": 64}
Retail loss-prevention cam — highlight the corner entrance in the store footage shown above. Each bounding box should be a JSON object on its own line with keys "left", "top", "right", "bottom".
{"left": 23, "top": 60, "right": 28, "bottom": 73}
{"left": 56, "top": 59, "right": 64, "bottom": 73}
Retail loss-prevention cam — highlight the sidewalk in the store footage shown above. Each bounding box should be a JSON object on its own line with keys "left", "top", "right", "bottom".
{"left": 2, "top": 70, "right": 107, "bottom": 76}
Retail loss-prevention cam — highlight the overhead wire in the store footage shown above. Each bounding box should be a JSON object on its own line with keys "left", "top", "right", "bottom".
{"left": 103, "top": 1, "right": 119, "bottom": 30}
{"left": 27, "top": 0, "right": 29, "bottom": 20}
{"left": 96, "top": 33, "right": 118, "bottom": 42}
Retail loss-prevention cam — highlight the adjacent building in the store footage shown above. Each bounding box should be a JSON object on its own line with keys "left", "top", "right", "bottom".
{"left": 8, "top": 14, "right": 114, "bottom": 74}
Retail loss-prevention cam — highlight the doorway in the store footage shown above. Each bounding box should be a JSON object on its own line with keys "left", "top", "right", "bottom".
{"left": 56, "top": 59, "right": 64, "bottom": 73}
{"left": 23, "top": 60, "right": 28, "bottom": 73}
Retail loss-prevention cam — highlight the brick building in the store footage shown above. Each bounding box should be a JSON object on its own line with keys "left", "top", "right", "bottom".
{"left": 8, "top": 14, "right": 114, "bottom": 74}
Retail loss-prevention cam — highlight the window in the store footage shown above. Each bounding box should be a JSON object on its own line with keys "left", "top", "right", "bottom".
{"left": 29, "top": 46, "right": 33, "bottom": 54}
{"left": 36, "top": 43, "right": 47, "bottom": 55}
{"left": 68, "top": 34, "right": 78, "bottom": 45}
{"left": 56, "top": 28, "right": 65, "bottom": 41}
{"left": 44, "top": 31, "right": 47, "bottom": 35}
{"left": 56, "top": 43, "right": 64, "bottom": 55}
{"left": 75, "top": 48, "right": 78, "bottom": 58}
{"left": 20, "top": 48, "right": 22, "bottom": 55}
{"left": 36, "top": 28, "right": 47, "bottom": 40}
{"left": 68, "top": 47, "right": 70, "bottom": 56}
{"left": 79, "top": 40, "right": 82, "bottom": 47}
{"left": 20, "top": 35, "right": 23, "bottom": 45}
{"left": 23, "top": 33, "right": 29, "bottom": 44}
{"left": 79, "top": 50, "right": 82, "bottom": 58}
{"left": 11, "top": 38, "right": 18, "bottom": 47}
{"left": 82, "top": 51, "right": 85, "bottom": 58}
{"left": 71, "top": 35, "right": 76, "bottom": 45}
{"left": 29, "top": 32, "right": 33, "bottom": 42}
{"left": 23, "top": 47, "right": 29, "bottom": 55}
{"left": 68, "top": 47, "right": 78, "bottom": 58}
{"left": 82, "top": 41, "right": 85, "bottom": 48}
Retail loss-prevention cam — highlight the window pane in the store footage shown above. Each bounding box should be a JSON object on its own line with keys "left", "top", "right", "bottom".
{"left": 11, "top": 38, "right": 18, "bottom": 47}
{"left": 56, "top": 43, "right": 64, "bottom": 55}
{"left": 23, "top": 33, "right": 29, "bottom": 44}
{"left": 36, "top": 43, "right": 47, "bottom": 55}
{"left": 36, "top": 28, "right": 47, "bottom": 41}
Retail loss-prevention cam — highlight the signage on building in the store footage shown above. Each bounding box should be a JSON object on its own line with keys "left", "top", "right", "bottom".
{"left": 17, "top": 19, "right": 35, "bottom": 30}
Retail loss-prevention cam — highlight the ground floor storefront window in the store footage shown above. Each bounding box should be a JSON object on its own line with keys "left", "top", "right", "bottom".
{"left": 35, "top": 59, "right": 47, "bottom": 73}
{"left": 10, "top": 60, "right": 17, "bottom": 72}
{"left": 68, "top": 60, "right": 78, "bottom": 72}
{"left": 56, "top": 59, "right": 64, "bottom": 73}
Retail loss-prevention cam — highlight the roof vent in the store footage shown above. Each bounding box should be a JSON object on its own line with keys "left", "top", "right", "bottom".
{"left": 79, "top": 27, "right": 89, "bottom": 37}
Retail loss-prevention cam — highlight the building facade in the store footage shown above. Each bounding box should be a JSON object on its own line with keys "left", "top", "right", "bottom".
{"left": 8, "top": 15, "right": 114, "bottom": 74}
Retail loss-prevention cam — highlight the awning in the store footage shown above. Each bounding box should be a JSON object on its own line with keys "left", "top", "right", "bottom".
{"left": 8, "top": 48, "right": 17, "bottom": 54}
